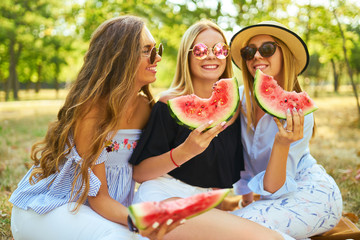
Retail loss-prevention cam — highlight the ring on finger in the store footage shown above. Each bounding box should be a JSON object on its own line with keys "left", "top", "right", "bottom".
{"left": 286, "top": 129, "right": 292, "bottom": 133}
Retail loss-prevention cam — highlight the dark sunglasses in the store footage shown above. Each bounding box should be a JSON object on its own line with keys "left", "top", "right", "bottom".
{"left": 240, "top": 42, "right": 279, "bottom": 61}
{"left": 143, "top": 43, "right": 163, "bottom": 64}
{"left": 189, "top": 42, "right": 229, "bottom": 60}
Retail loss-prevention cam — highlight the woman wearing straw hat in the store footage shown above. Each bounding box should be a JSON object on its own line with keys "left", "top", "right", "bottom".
{"left": 230, "top": 21, "right": 343, "bottom": 239}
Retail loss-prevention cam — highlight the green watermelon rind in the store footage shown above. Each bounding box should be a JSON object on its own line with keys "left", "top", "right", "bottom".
{"left": 128, "top": 189, "right": 230, "bottom": 230}
{"left": 167, "top": 78, "right": 239, "bottom": 130}
{"left": 181, "top": 188, "right": 230, "bottom": 220}
{"left": 253, "top": 70, "right": 318, "bottom": 119}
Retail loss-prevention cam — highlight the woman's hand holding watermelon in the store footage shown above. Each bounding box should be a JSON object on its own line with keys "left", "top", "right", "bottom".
{"left": 273, "top": 108, "right": 304, "bottom": 145}
{"left": 138, "top": 219, "right": 184, "bottom": 240}
{"left": 264, "top": 108, "right": 305, "bottom": 193}
{"left": 179, "top": 120, "right": 227, "bottom": 158}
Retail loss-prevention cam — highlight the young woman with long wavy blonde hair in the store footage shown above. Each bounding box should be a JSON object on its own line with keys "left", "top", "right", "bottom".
{"left": 129, "top": 19, "right": 285, "bottom": 240}
{"left": 9, "top": 15, "right": 172, "bottom": 240}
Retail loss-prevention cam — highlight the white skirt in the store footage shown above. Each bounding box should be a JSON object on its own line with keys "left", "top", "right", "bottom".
{"left": 133, "top": 174, "right": 213, "bottom": 204}
{"left": 11, "top": 204, "right": 141, "bottom": 240}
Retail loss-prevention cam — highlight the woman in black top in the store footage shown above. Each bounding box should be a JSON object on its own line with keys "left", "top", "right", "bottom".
{"left": 129, "top": 20, "right": 285, "bottom": 240}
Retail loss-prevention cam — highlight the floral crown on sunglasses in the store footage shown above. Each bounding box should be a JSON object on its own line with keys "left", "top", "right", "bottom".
{"left": 189, "top": 42, "right": 230, "bottom": 60}
{"left": 240, "top": 41, "right": 279, "bottom": 61}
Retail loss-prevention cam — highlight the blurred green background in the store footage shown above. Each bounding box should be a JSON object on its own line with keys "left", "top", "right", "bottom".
{"left": 0, "top": 0, "right": 359, "bottom": 102}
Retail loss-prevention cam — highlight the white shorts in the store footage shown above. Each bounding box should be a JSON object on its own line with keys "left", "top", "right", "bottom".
{"left": 11, "top": 204, "right": 141, "bottom": 240}
{"left": 133, "top": 174, "right": 213, "bottom": 203}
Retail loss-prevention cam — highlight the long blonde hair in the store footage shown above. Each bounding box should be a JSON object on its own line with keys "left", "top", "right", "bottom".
{"left": 29, "top": 16, "right": 153, "bottom": 211}
{"left": 165, "top": 19, "right": 233, "bottom": 97}
{"left": 241, "top": 36, "right": 303, "bottom": 130}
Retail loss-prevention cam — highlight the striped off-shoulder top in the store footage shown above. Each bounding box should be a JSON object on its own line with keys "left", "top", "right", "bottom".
{"left": 9, "top": 129, "right": 141, "bottom": 214}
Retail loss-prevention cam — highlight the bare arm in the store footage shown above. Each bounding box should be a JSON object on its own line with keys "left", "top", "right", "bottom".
{"left": 263, "top": 108, "right": 304, "bottom": 193}
{"left": 88, "top": 163, "right": 129, "bottom": 224}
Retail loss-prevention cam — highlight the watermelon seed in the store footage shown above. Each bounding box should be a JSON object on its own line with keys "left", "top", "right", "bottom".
{"left": 284, "top": 99, "right": 287, "bottom": 103}
{"left": 201, "top": 105, "right": 204, "bottom": 108}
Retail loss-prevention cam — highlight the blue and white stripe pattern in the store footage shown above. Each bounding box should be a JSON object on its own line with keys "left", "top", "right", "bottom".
{"left": 9, "top": 129, "right": 141, "bottom": 214}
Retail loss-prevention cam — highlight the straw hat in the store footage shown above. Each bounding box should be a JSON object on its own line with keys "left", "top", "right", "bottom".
{"left": 230, "top": 21, "right": 309, "bottom": 75}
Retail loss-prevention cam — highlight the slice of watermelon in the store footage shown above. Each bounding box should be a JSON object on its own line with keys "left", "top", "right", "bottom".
{"left": 128, "top": 189, "right": 230, "bottom": 230}
{"left": 168, "top": 78, "right": 239, "bottom": 129}
{"left": 254, "top": 69, "right": 318, "bottom": 119}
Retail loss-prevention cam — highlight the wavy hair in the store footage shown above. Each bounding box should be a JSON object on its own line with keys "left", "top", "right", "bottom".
{"left": 29, "top": 15, "right": 153, "bottom": 211}
{"left": 164, "top": 19, "right": 233, "bottom": 97}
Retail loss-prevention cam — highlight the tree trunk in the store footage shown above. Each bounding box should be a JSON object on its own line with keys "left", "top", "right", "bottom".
{"left": 5, "top": 77, "right": 10, "bottom": 101}
{"left": 9, "top": 37, "right": 19, "bottom": 100}
{"left": 331, "top": 58, "right": 339, "bottom": 93}
{"left": 54, "top": 62, "right": 60, "bottom": 98}
{"left": 36, "top": 63, "right": 42, "bottom": 93}
{"left": 333, "top": 10, "right": 360, "bottom": 118}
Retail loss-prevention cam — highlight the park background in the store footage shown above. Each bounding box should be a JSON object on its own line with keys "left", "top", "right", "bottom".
{"left": 0, "top": 0, "right": 360, "bottom": 238}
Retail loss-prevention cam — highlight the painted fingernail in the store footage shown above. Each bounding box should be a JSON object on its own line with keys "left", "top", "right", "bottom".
{"left": 180, "top": 219, "right": 186, "bottom": 224}
{"left": 293, "top": 107, "right": 297, "bottom": 112}
{"left": 208, "top": 120, "right": 214, "bottom": 124}
{"left": 299, "top": 109, "right": 303, "bottom": 113}
{"left": 166, "top": 219, "right": 173, "bottom": 226}
{"left": 221, "top": 121, "right": 226, "bottom": 127}
{"left": 287, "top": 109, "right": 291, "bottom": 114}
{"left": 152, "top": 221, "right": 159, "bottom": 229}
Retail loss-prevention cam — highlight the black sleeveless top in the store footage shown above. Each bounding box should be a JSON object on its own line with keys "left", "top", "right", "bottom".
{"left": 129, "top": 101, "right": 244, "bottom": 188}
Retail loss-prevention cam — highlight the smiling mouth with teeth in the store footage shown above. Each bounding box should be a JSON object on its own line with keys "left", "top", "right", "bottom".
{"left": 202, "top": 65, "right": 218, "bottom": 69}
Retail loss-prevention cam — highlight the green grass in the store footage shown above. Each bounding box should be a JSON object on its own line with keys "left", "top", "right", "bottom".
{"left": 0, "top": 90, "right": 359, "bottom": 239}
{"left": 0, "top": 89, "right": 68, "bottom": 102}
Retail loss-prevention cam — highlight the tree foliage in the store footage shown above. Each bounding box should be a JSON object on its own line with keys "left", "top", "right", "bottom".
{"left": 0, "top": 0, "right": 359, "bottom": 102}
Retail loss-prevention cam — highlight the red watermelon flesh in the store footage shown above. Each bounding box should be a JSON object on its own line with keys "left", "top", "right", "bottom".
{"left": 254, "top": 69, "right": 318, "bottom": 119}
{"left": 128, "top": 189, "right": 230, "bottom": 230}
{"left": 167, "top": 78, "right": 239, "bottom": 129}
